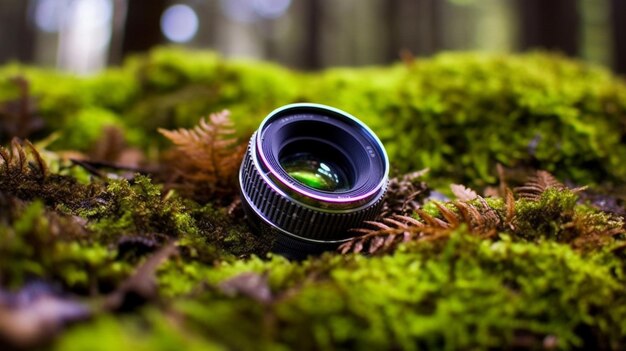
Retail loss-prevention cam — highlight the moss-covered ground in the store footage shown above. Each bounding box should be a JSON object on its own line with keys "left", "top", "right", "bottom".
{"left": 1, "top": 47, "right": 626, "bottom": 350}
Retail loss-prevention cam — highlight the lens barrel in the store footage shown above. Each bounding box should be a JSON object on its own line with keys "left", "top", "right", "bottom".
{"left": 238, "top": 103, "right": 389, "bottom": 259}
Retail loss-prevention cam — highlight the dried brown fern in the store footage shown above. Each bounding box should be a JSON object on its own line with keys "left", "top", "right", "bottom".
{"left": 0, "top": 138, "right": 101, "bottom": 211}
{"left": 339, "top": 198, "right": 499, "bottom": 254}
{"left": 504, "top": 187, "right": 516, "bottom": 230}
{"left": 340, "top": 215, "right": 420, "bottom": 254}
{"left": 515, "top": 170, "right": 564, "bottom": 201}
{"left": 158, "top": 110, "right": 247, "bottom": 200}
{"left": 341, "top": 169, "right": 620, "bottom": 255}
{"left": 0, "top": 77, "right": 44, "bottom": 143}
{"left": 515, "top": 170, "right": 586, "bottom": 201}
{"left": 0, "top": 138, "right": 47, "bottom": 179}
{"left": 379, "top": 169, "right": 429, "bottom": 218}
{"left": 450, "top": 184, "right": 478, "bottom": 201}
{"left": 566, "top": 213, "right": 624, "bottom": 250}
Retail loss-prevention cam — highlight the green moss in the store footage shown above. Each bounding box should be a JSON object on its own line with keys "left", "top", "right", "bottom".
{"left": 0, "top": 201, "right": 49, "bottom": 287}
{"left": 3, "top": 48, "right": 626, "bottom": 186}
{"left": 515, "top": 188, "right": 578, "bottom": 241}
{"left": 52, "top": 107, "right": 124, "bottom": 150}
{"left": 54, "top": 311, "right": 226, "bottom": 351}
{"left": 0, "top": 200, "right": 131, "bottom": 291}
{"left": 119, "top": 48, "right": 300, "bottom": 148}
{"left": 77, "top": 176, "right": 263, "bottom": 261}
{"left": 81, "top": 67, "right": 140, "bottom": 111}
{"left": 53, "top": 231, "right": 626, "bottom": 350}
{"left": 79, "top": 176, "right": 193, "bottom": 238}
{"left": 2, "top": 48, "right": 626, "bottom": 349}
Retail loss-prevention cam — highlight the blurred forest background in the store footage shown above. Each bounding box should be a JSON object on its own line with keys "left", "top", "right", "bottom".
{"left": 0, "top": 0, "right": 623, "bottom": 75}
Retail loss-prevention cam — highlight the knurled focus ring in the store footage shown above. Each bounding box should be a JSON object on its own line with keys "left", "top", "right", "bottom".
{"left": 239, "top": 143, "right": 386, "bottom": 242}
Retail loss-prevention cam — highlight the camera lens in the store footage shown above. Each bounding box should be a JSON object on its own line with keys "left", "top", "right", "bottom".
{"left": 238, "top": 103, "right": 389, "bottom": 259}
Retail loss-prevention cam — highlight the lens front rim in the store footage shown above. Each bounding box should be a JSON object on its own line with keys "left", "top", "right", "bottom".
{"left": 239, "top": 139, "right": 387, "bottom": 243}
{"left": 255, "top": 103, "right": 389, "bottom": 207}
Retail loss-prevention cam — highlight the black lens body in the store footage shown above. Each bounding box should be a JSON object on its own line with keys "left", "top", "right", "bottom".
{"left": 238, "top": 103, "right": 389, "bottom": 259}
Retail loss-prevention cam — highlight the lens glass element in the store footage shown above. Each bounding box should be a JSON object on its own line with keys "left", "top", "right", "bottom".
{"left": 280, "top": 152, "right": 350, "bottom": 192}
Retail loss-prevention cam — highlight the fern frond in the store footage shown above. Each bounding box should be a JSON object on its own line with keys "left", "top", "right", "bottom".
{"left": 24, "top": 139, "right": 48, "bottom": 178}
{"left": 379, "top": 169, "right": 429, "bottom": 218}
{"left": 0, "top": 146, "right": 10, "bottom": 172}
{"left": 477, "top": 197, "right": 501, "bottom": 229}
{"left": 416, "top": 208, "right": 450, "bottom": 229}
{"left": 12, "top": 138, "right": 26, "bottom": 172}
{"left": 380, "top": 216, "right": 414, "bottom": 229}
{"left": 432, "top": 201, "right": 460, "bottom": 227}
{"left": 515, "top": 170, "right": 565, "bottom": 201}
{"left": 0, "top": 138, "right": 47, "bottom": 179}
{"left": 566, "top": 211, "right": 625, "bottom": 250}
{"left": 504, "top": 187, "right": 516, "bottom": 230}
{"left": 450, "top": 184, "right": 478, "bottom": 201}
{"left": 158, "top": 110, "right": 247, "bottom": 199}
{"left": 340, "top": 195, "right": 503, "bottom": 255}
{"left": 341, "top": 188, "right": 511, "bottom": 254}
{"left": 339, "top": 214, "right": 420, "bottom": 254}
{"left": 515, "top": 170, "right": 589, "bottom": 201}
{"left": 341, "top": 169, "right": 617, "bottom": 255}
{"left": 451, "top": 201, "right": 483, "bottom": 230}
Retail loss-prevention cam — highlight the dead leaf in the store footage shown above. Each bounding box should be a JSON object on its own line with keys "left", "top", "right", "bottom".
{"left": 450, "top": 184, "right": 478, "bottom": 201}
{"left": 218, "top": 272, "right": 272, "bottom": 304}
{"left": 0, "top": 282, "right": 91, "bottom": 349}
{"left": 105, "top": 241, "right": 178, "bottom": 311}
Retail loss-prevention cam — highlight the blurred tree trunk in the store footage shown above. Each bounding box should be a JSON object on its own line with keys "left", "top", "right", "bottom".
{"left": 0, "top": 0, "right": 34, "bottom": 64}
{"left": 611, "top": 0, "right": 626, "bottom": 74}
{"left": 108, "top": 0, "right": 129, "bottom": 65}
{"left": 517, "top": 0, "right": 580, "bottom": 55}
{"left": 386, "top": 0, "right": 440, "bottom": 60}
{"left": 304, "top": 0, "right": 322, "bottom": 69}
{"left": 121, "top": 0, "right": 168, "bottom": 55}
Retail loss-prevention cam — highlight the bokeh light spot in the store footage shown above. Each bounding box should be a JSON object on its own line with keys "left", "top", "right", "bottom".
{"left": 33, "top": 0, "right": 65, "bottom": 33}
{"left": 161, "top": 4, "right": 199, "bottom": 43}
